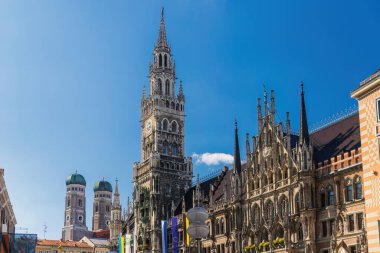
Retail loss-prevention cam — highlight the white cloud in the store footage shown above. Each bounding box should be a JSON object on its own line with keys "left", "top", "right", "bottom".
{"left": 192, "top": 152, "right": 234, "bottom": 166}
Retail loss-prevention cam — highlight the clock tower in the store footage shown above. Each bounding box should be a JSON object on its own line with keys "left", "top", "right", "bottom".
{"left": 133, "top": 8, "right": 193, "bottom": 253}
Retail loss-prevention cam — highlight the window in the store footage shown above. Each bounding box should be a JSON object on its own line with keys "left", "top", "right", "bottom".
{"left": 320, "top": 188, "right": 326, "bottom": 208}
{"left": 355, "top": 178, "right": 362, "bottom": 199}
{"left": 162, "top": 119, "right": 168, "bottom": 131}
{"left": 322, "top": 250, "right": 329, "bottom": 253}
{"left": 163, "top": 143, "right": 168, "bottom": 155}
{"left": 78, "top": 215, "right": 83, "bottom": 222}
{"left": 357, "top": 213, "right": 363, "bottom": 230}
{"left": 106, "top": 205, "right": 110, "bottom": 212}
{"left": 329, "top": 219, "right": 335, "bottom": 236}
{"left": 172, "top": 121, "right": 177, "bottom": 132}
{"left": 350, "top": 246, "right": 357, "bottom": 253}
{"left": 164, "top": 54, "right": 168, "bottom": 67}
{"left": 158, "top": 79, "right": 162, "bottom": 94}
{"left": 159, "top": 54, "right": 162, "bottom": 67}
{"left": 165, "top": 80, "right": 170, "bottom": 95}
{"left": 95, "top": 205, "right": 99, "bottom": 213}
{"left": 298, "top": 224, "right": 303, "bottom": 241}
{"left": 78, "top": 199, "right": 82, "bottom": 207}
{"left": 172, "top": 145, "right": 177, "bottom": 156}
{"left": 280, "top": 198, "right": 287, "bottom": 218}
{"left": 348, "top": 214, "right": 355, "bottom": 232}
{"left": 66, "top": 215, "right": 70, "bottom": 221}
{"left": 45, "top": 250, "right": 49, "bottom": 253}
{"left": 39, "top": 251, "right": 42, "bottom": 253}
{"left": 295, "top": 193, "right": 300, "bottom": 213}
{"left": 327, "top": 186, "right": 334, "bottom": 206}
{"left": 377, "top": 98, "right": 380, "bottom": 121}
{"left": 346, "top": 184, "right": 353, "bottom": 202}
{"left": 322, "top": 221, "right": 327, "bottom": 237}
{"left": 67, "top": 199, "right": 70, "bottom": 207}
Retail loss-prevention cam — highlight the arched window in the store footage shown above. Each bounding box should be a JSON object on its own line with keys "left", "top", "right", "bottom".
{"left": 158, "top": 79, "right": 162, "bottom": 94}
{"left": 78, "top": 199, "right": 82, "bottom": 207}
{"left": 280, "top": 197, "right": 288, "bottom": 218}
{"left": 163, "top": 143, "right": 168, "bottom": 155}
{"left": 355, "top": 177, "right": 362, "bottom": 199}
{"left": 346, "top": 180, "right": 353, "bottom": 202}
{"left": 164, "top": 54, "right": 168, "bottom": 67}
{"left": 162, "top": 119, "right": 168, "bottom": 131}
{"left": 172, "top": 121, "right": 177, "bottom": 132}
{"left": 172, "top": 144, "right": 177, "bottom": 156}
{"left": 176, "top": 103, "right": 179, "bottom": 110}
{"left": 264, "top": 201, "right": 274, "bottom": 222}
{"left": 262, "top": 175, "right": 268, "bottom": 187}
{"left": 166, "top": 100, "right": 169, "bottom": 108}
{"left": 220, "top": 219, "right": 224, "bottom": 234}
{"left": 95, "top": 204, "right": 99, "bottom": 213}
{"left": 252, "top": 205, "right": 260, "bottom": 224}
{"left": 67, "top": 199, "right": 70, "bottom": 207}
{"left": 159, "top": 54, "right": 162, "bottom": 67}
{"left": 327, "top": 185, "right": 334, "bottom": 206}
{"left": 171, "top": 102, "right": 175, "bottom": 109}
{"left": 295, "top": 193, "right": 300, "bottom": 213}
{"left": 165, "top": 80, "right": 170, "bottom": 95}
{"left": 320, "top": 187, "right": 326, "bottom": 208}
{"left": 215, "top": 220, "right": 220, "bottom": 234}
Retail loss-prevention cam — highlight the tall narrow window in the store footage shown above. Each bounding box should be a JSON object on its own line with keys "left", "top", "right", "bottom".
{"left": 355, "top": 178, "right": 362, "bottom": 199}
{"left": 158, "top": 79, "right": 162, "bottom": 94}
{"left": 320, "top": 188, "right": 326, "bottom": 208}
{"left": 357, "top": 213, "right": 363, "bottom": 230}
{"left": 377, "top": 98, "right": 380, "bottom": 121}
{"left": 322, "top": 221, "right": 327, "bottom": 237}
{"left": 327, "top": 186, "right": 334, "bottom": 206}
{"left": 298, "top": 224, "right": 303, "bottom": 241}
{"left": 159, "top": 54, "right": 162, "bottom": 67}
{"left": 164, "top": 54, "right": 168, "bottom": 67}
{"left": 346, "top": 184, "right": 353, "bottom": 202}
{"left": 78, "top": 199, "right": 82, "bottom": 207}
{"left": 165, "top": 80, "right": 170, "bottom": 95}
{"left": 348, "top": 214, "right": 355, "bottom": 232}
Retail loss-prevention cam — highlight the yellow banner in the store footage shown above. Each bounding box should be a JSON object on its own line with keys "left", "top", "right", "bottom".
{"left": 185, "top": 216, "right": 190, "bottom": 246}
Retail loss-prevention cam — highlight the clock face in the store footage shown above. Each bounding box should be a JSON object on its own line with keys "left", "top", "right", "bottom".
{"left": 146, "top": 119, "right": 152, "bottom": 133}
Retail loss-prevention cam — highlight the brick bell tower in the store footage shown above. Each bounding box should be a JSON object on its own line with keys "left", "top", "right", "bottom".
{"left": 133, "top": 8, "right": 193, "bottom": 253}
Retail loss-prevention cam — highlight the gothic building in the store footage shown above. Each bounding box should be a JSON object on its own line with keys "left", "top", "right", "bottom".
{"left": 132, "top": 7, "right": 193, "bottom": 253}
{"left": 62, "top": 174, "right": 123, "bottom": 243}
{"left": 124, "top": 10, "right": 371, "bottom": 252}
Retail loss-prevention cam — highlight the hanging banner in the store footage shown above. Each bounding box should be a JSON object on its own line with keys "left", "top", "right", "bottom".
{"left": 119, "top": 236, "right": 125, "bottom": 253}
{"left": 133, "top": 229, "right": 136, "bottom": 253}
{"left": 172, "top": 217, "right": 179, "bottom": 253}
{"left": 185, "top": 216, "right": 190, "bottom": 246}
{"left": 125, "top": 234, "right": 132, "bottom": 253}
{"left": 162, "top": 220, "right": 168, "bottom": 253}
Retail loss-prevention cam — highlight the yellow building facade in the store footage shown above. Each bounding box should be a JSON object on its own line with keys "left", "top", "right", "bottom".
{"left": 35, "top": 240, "right": 93, "bottom": 253}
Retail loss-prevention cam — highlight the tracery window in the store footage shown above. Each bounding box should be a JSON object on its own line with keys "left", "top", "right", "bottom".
{"left": 295, "top": 193, "right": 300, "bottom": 213}
{"left": 159, "top": 54, "right": 162, "bottom": 67}
{"left": 158, "top": 79, "right": 162, "bottom": 94}
{"left": 280, "top": 197, "right": 288, "bottom": 218}
{"left": 162, "top": 119, "right": 169, "bottom": 131}
{"left": 252, "top": 205, "right": 260, "bottom": 224}
{"left": 264, "top": 200, "right": 274, "bottom": 222}
{"left": 164, "top": 54, "right": 168, "bottom": 67}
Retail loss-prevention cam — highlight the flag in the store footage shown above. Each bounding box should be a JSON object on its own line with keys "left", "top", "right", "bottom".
{"left": 185, "top": 216, "right": 190, "bottom": 246}
{"left": 162, "top": 220, "right": 168, "bottom": 253}
{"left": 132, "top": 229, "right": 136, "bottom": 253}
{"left": 172, "top": 217, "right": 179, "bottom": 253}
{"left": 119, "top": 236, "right": 125, "bottom": 253}
{"left": 125, "top": 234, "right": 132, "bottom": 253}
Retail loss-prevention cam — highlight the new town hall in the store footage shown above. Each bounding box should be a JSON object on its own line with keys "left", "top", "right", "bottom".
{"left": 65, "top": 9, "right": 380, "bottom": 253}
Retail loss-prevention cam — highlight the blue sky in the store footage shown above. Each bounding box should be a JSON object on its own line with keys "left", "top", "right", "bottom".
{"left": 0, "top": 0, "right": 378, "bottom": 240}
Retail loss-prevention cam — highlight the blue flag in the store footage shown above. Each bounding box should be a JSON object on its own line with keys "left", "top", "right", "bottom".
{"left": 162, "top": 220, "right": 168, "bottom": 253}
{"left": 172, "top": 217, "right": 179, "bottom": 253}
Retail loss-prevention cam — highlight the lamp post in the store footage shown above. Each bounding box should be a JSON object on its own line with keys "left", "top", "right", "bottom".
{"left": 187, "top": 175, "right": 209, "bottom": 253}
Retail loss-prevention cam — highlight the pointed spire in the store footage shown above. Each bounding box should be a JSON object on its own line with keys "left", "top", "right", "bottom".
{"left": 257, "top": 98, "right": 262, "bottom": 133}
{"left": 246, "top": 133, "right": 251, "bottom": 157}
{"left": 234, "top": 120, "right": 242, "bottom": 174}
{"left": 113, "top": 178, "right": 120, "bottom": 208}
{"left": 270, "top": 90, "right": 275, "bottom": 123}
{"left": 264, "top": 87, "right": 269, "bottom": 117}
{"left": 157, "top": 7, "right": 168, "bottom": 48}
{"left": 142, "top": 86, "right": 146, "bottom": 100}
{"left": 299, "top": 81, "right": 310, "bottom": 146}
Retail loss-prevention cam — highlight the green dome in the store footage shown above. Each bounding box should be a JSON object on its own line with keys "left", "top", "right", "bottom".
{"left": 66, "top": 172, "right": 86, "bottom": 186}
{"left": 94, "top": 180, "right": 112, "bottom": 192}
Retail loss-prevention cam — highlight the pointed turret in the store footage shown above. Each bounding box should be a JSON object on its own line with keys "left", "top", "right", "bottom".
{"left": 157, "top": 7, "right": 168, "bottom": 48}
{"left": 246, "top": 133, "right": 251, "bottom": 157}
{"left": 270, "top": 90, "right": 275, "bottom": 123}
{"left": 257, "top": 98, "right": 262, "bottom": 133}
{"left": 234, "top": 120, "right": 242, "bottom": 174}
{"left": 113, "top": 178, "right": 120, "bottom": 208}
{"left": 299, "top": 81, "right": 310, "bottom": 146}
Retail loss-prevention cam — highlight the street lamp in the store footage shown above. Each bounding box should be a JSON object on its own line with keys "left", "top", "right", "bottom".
{"left": 187, "top": 175, "right": 209, "bottom": 253}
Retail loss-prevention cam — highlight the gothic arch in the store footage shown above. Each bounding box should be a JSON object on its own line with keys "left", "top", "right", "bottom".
{"left": 157, "top": 79, "right": 162, "bottom": 94}
{"left": 164, "top": 54, "right": 168, "bottom": 67}
{"left": 165, "top": 80, "right": 170, "bottom": 95}
{"left": 171, "top": 120, "right": 178, "bottom": 133}
{"left": 159, "top": 54, "right": 162, "bottom": 67}
{"left": 162, "top": 118, "right": 169, "bottom": 131}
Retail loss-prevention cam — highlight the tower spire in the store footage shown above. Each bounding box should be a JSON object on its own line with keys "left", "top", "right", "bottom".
{"left": 113, "top": 178, "right": 120, "bottom": 208}
{"left": 234, "top": 120, "right": 242, "bottom": 174}
{"left": 157, "top": 7, "right": 168, "bottom": 48}
{"left": 299, "top": 81, "right": 310, "bottom": 146}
